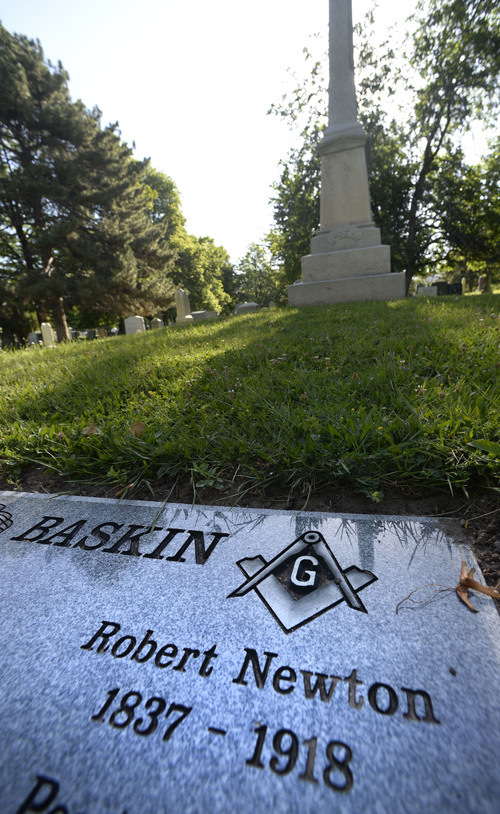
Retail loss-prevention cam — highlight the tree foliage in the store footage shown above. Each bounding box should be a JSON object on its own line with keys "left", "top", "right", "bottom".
{"left": 144, "top": 168, "right": 233, "bottom": 314}
{"left": 404, "top": 0, "right": 500, "bottom": 285}
{"left": 267, "top": 50, "right": 323, "bottom": 287}
{"left": 170, "top": 232, "right": 233, "bottom": 314}
{"left": 236, "top": 242, "right": 282, "bottom": 306}
{"left": 429, "top": 139, "right": 500, "bottom": 284}
{"left": 1, "top": 25, "right": 236, "bottom": 341}
{"left": 0, "top": 25, "right": 181, "bottom": 341}
{"left": 145, "top": 167, "right": 185, "bottom": 238}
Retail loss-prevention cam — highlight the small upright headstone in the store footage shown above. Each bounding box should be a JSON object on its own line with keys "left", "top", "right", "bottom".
{"left": 150, "top": 318, "right": 163, "bottom": 330}
{"left": 124, "top": 316, "right": 146, "bottom": 334}
{"left": 175, "top": 288, "right": 193, "bottom": 324}
{"left": 40, "top": 322, "right": 56, "bottom": 346}
{"left": 416, "top": 285, "right": 437, "bottom": 297}
{"left": 477, "top": 274, "right": 490, "bottom": 294}
{"left": 97, "top": 328, "right": 107, "bottom": 339}
{"left": 235, "top": 302, "right": 258, "bottom": 314}
{"left": 187, "top": 310, "right": 218, "bottom": 322}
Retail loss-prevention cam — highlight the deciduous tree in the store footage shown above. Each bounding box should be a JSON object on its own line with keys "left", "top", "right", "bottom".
{"left": 429, "top": 140, "right": 500, "bottom": 285}
{"left": 145, "top": 169, "right": 233, "bottom": 314}
{"left": 236, "top": 243, "right": 281, "bottom": 306}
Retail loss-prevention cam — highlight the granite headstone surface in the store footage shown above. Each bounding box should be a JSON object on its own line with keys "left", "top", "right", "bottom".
{"left": 0, "top": 491, "right": 498, "bottom": 814}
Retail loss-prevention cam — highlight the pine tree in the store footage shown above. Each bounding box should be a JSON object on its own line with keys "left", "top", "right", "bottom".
{"left": 0, "top": 25, "right": 175, "bottom": 340}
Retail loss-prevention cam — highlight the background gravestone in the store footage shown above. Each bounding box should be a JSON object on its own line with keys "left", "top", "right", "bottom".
{"left": 175, "top": 288, "right": 193, "bottom": 324}
{"left": 235, "top": 302, "right": 258, "bottom": 314}
{"left": 0, "top": 491, "right": 498, "bottom": 813}
{"left": 124, "top": 315, "right": 146, "bottom": 334}
{"left": 40, "top": 322, "right": 56, "bottom": 346}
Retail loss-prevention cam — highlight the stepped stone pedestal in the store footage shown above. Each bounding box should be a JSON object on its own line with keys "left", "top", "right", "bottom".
{"left": 289, "top": 220, "right": 406, "bottom": 306}
{"left": 288, "top": 0, "right": 406, "bottom": 307}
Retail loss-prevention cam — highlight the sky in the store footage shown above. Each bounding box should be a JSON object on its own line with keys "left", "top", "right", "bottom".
{"left": 0, "top": 0, "right": 493, "bottom": 264}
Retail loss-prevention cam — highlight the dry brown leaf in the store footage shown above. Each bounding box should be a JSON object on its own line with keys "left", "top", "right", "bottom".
{"left": 456, "top": 583, "right": 478, "bottom": 613}
{"left": 455, "top": 560, "right": 500, "bottom": 612}
{"left": 459, "top": 561, "right": 469, "bottom": 582}
{"left": 460, "top": 574, "right": 500, "bottom": 596}
{"left": 396, "top": 561, "right": 500, "bottom": 614}
{"left": 82, "top": 420, "right": 97, "bottom": 436}
{"left": 129, "top": 420, "right": 146, "bottom": 438}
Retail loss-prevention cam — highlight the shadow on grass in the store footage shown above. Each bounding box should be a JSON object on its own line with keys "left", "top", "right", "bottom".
{"left": 1, "top": 295, "right": 499, "bottom": 496}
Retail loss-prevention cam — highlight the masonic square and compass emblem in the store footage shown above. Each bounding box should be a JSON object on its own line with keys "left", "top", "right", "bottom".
{"left": 228, "top": 530, "right": 377, "bottom": 633}
{"left": 0, "top": 505, "right": 13, "bottom": 534}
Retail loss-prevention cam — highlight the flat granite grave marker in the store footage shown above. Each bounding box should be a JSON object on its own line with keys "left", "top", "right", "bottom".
{"left": 0, "top": 491, "right": 499, "bottom": 814}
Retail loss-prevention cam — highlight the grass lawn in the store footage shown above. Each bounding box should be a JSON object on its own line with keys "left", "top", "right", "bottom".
{"left": 1, "top": 295, "right": 499, "bottom": 503}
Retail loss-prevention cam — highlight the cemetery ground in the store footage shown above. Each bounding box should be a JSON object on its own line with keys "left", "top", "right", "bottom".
{"left": 1, "top": 295, "right": 499, "bottom": 593}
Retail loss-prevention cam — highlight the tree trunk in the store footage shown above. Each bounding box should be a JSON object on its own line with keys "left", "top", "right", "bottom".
{"left": 405, "top": 108, "right": 452, "bottom": 294}
{"left": 51, "top": 297, "right": 71, "bottom": 342}
{"left": 36, "top": 303, "right": 48, "bottom": 328}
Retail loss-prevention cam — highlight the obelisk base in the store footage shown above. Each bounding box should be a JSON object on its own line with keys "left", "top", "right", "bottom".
{"left": 288, "top": 269, "right": 406, "bottom": 307}
{"left": 288, "top": 224, "right": 406, "bottom": 306}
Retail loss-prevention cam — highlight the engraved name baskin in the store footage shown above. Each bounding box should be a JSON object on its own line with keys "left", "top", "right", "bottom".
{"left": 8, "top": 513, "right": 229, "bottom": 563}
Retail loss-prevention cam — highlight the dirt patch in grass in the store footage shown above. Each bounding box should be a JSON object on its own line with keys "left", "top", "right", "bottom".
{"left": 1, "top": 465, "right": 499, "bottom": 600}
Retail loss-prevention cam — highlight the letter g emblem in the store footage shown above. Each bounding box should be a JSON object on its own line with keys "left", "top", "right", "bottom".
{"left": 290, "top": 555, "right": 319, "bottom": 588}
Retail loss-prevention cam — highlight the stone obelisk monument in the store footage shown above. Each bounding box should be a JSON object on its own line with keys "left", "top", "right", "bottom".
{"left": 287, "top": 0, "right": 406, "bottom": 306}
